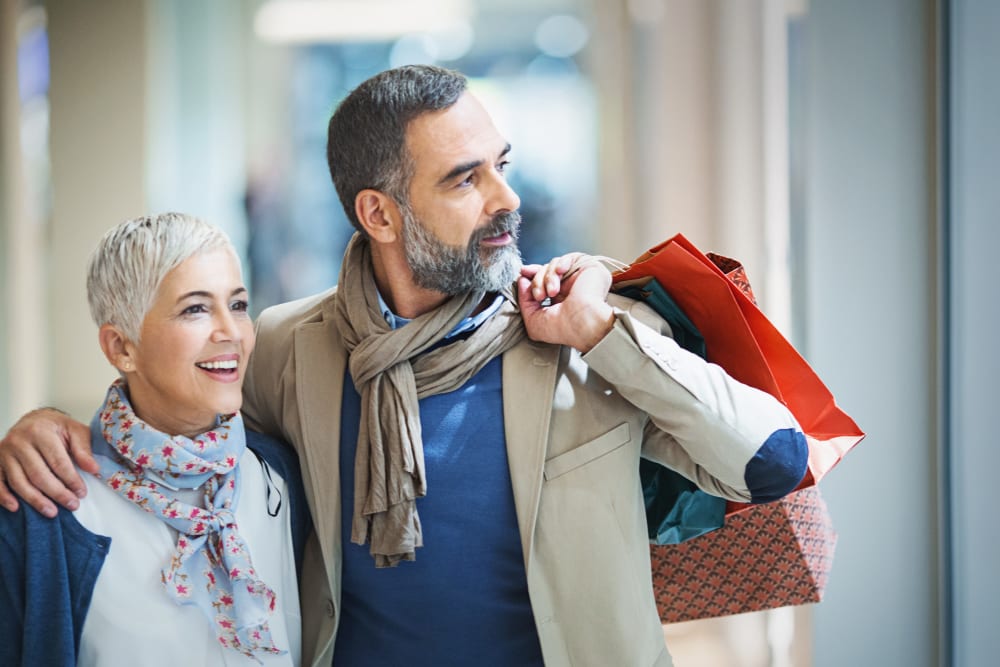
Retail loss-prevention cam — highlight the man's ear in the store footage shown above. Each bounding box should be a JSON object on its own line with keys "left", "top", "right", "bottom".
{"left": 98, "top": 324, "right": 136, "bottom": 374}
{"left": 355, "top": 189, "right": 403, "bottom": 243}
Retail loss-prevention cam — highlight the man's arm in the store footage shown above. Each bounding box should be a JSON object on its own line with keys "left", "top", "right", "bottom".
{"left": 519, "top": 252, "right": 807, "bottom": 504}
{"left": 0, "top": 409, "right": 96, "bottom": 516}
{"left": 584, "top": 311, "right": 807, "bottom": 503}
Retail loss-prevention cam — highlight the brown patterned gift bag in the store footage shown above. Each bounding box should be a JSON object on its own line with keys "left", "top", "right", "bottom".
{"left": 650, "top": 487, "right": 836, "bottom": 623}
{"left": 611, "top": 234, "right": 859, "bottom": 620}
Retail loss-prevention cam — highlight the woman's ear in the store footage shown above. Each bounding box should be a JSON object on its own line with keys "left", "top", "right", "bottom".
{"left": 98, "top": 324, "right": 136, "bottom": 373}
{"left": 355, "top": 189, "right": 403, "bottom": 243}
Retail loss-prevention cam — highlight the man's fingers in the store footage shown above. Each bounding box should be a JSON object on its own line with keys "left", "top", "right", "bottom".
{"left": 519, "top": 263, "right": 541, "bottom": 278}
{"left": 517, "top": 276, "right": 539, "bottom": 311}
{"left": 40, "top": 440, "right": 88, "bottom": 500}
{"left": 67, "top": 420, "right": 99, "bottom": 476}
{"left": 524, "top": 253, "right": 595, "bottom": 301}
{"left": 0, "top": 469, "right": 20, "bottom": 513}
{"left": 3, "top": 458, "right": 60, "bottom": 518}
{"left": 530, "top": 261, "right": 562, "bottom": 301}
{"left": 18, "top": 448, "right": 80, "bottom": 513}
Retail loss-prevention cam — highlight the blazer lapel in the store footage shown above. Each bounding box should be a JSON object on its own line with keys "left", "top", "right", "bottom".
{"left": 503, "top": 340, "right": 560, "bottom": 565}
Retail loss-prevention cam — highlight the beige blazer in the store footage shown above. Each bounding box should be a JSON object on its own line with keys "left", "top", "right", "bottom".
{"left": 242, "top": 288, "right": 801, "bottom": 667}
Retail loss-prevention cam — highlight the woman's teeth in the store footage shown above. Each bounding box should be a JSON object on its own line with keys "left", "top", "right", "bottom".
{"left": 196, "top": 360, "right": 238, "bottom": 370}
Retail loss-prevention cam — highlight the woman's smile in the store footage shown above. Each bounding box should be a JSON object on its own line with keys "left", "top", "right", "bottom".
{"left": 195, "top": 353, "right": 242, "bottom": 382}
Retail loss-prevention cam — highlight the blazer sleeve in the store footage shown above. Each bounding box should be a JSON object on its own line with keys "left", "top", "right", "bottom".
{"left": 582, "top": 295, "right": 808, "bottom": 504}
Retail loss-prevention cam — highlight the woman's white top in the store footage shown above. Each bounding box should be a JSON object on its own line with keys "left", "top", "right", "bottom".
{"left": 73, "top": 448, "right": 302, "bottom": 666}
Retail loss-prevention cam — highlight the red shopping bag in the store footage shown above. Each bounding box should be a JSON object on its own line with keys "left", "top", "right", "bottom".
{"left": 613, "top": 233, "right": 864, "bottom": 492}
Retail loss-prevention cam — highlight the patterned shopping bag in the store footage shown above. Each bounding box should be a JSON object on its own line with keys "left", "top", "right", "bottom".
{"left": 650, "top": 487, "right": 836, "bottom": 622}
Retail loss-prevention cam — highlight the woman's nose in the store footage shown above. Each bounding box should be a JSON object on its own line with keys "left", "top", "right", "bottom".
{"left": 210, "top": 310, "right": 241, "bottom": 342}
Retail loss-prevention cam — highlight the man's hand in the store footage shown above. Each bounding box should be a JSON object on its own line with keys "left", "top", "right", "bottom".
{"left": 0, "top": 408, "right": 96, "bottom": 517}
{"left": 517, "top": 253, "right": 616, "bottom": 353}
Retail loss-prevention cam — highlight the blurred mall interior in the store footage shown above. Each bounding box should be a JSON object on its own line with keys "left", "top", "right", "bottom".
{"left": 1, "top": 0, "right": 997, "bottom": 665}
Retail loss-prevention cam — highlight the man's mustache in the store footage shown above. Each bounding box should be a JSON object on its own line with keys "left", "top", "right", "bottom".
{"left": 473, "top": 210, "right": 522, "bottom": 245}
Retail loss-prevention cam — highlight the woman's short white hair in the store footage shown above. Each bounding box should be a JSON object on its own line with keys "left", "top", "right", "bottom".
{"left": 86, "top": 212, "right": 235, "bottom": 342}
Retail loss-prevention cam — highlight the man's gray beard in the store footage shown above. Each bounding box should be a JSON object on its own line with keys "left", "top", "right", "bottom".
{"left": 400, "top": 207, "right": 522, "bottom": 296}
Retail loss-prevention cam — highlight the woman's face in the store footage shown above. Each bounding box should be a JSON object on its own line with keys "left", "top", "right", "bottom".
{"left": 122, "top": 248, "right": 255, "bottom": 437}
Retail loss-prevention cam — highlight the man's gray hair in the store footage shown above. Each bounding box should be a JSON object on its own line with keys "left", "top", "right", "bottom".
{"left": 326, "top": 64, "right": 468, "bottom": 234}
{"left": 86, "top": 212, "right": 234, "bottom": 342}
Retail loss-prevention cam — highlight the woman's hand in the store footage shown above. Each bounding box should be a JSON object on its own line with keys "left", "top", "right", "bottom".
{"left": 0, "top": 408, "right": 96, "bottom": 517}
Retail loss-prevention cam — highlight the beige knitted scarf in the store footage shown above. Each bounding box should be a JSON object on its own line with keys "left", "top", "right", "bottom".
{"left": 332, "top": 233, "right": 527, "bottom": 567}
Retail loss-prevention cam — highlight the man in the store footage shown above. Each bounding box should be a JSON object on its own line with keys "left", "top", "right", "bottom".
{"left": 0, "top": 65, "right": 808, "bottom": 666}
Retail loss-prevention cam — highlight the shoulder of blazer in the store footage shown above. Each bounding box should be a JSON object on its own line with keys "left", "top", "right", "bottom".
{"left": 244, "top": 286, "right": 339, "bottom": 434}
{"left": 607, "top": 292, "right": 672, "bottom": 337}
{"left": 251, "top": 287, "right": 339, "bottom": 379}
{"left": 256, "top": 286, "right": 339, "bottom": 338}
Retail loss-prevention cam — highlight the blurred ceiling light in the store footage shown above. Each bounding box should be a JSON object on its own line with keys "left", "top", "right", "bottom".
{"left": 254, "top": 0, "right": 473, "bottom": 43}
{"left": 389, "top": 34, "right": 438, "bottom": 67}
{"left": 534, "top": 14, "right": 589, "bottom": 59}
{"left": 388, "top": 22, "right": 474, "bottom": 67}
{"left": 428, "top": 21, "right": 474, "bottom": 61}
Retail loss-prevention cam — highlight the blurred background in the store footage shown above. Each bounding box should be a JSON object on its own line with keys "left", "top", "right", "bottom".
{"left": 1, "top": 0, "right": 997, "bottom": 665}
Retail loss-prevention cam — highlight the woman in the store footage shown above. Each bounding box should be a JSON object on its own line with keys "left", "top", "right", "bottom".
{"left": 0, "top": 213, "right": 309, "bottom": 666}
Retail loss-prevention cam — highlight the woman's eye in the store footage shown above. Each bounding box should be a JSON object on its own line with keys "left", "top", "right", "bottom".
{"left": 497, "top": 160, "right": 511, "bottom": 173}
{"left": 231, "top": 299, "right": 249, "bottom": 312}
{"left": 182, "top": 304, "right": 208, "bottom": 315}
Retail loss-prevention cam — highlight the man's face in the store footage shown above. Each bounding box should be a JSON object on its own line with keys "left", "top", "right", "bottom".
{"left": 401, "top": 92, "right": 523, "bottom": 295}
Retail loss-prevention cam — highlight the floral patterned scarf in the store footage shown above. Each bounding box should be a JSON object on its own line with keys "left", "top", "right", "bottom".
{"left": 91, "top": 379, "right": 283, "bottom": 660}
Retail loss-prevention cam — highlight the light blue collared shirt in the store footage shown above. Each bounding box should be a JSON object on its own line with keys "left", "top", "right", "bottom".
{"left": 376, "top": 290, "right": 506, "bottom": 338}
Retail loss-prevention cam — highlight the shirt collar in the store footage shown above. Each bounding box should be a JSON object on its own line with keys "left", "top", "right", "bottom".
{"left": 376, "top": 289, "right": 505, "bottom": 338}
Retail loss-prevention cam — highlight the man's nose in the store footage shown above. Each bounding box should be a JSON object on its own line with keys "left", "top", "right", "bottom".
{"left": 484, "top": 170, "right": 521, "bottom": 216}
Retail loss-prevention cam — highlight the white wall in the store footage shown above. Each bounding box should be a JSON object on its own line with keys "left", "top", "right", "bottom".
{"left": 46, "top": 0, "right": 148, "bottom": 419}
{"left": 806, "top": 1, "right": 939, "bottom": 665}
